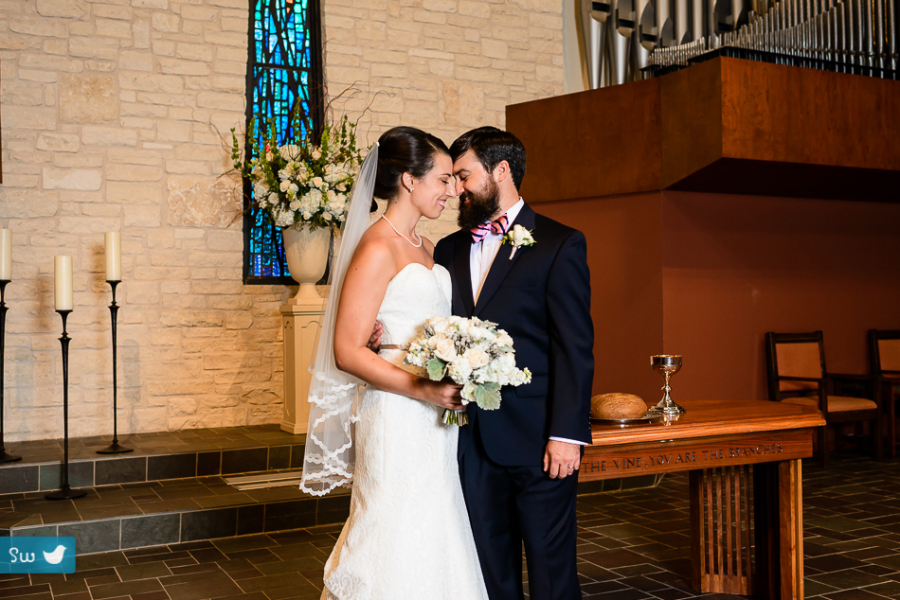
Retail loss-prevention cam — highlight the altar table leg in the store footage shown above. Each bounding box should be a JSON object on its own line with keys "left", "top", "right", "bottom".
{"left": 754, "top": 459, "right": 804, "bottom": 600}
{"left": 689, "top": 467, "right": 752, "bottom": 595}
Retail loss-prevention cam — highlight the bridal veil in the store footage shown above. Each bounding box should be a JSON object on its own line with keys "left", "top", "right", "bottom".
{"left": 300, "top": 143, "right": 379, "bottom": 496}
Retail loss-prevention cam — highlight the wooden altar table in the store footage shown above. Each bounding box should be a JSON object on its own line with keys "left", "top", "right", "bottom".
{"left": 581, "top": 399, "right": 825, "bottom": 599}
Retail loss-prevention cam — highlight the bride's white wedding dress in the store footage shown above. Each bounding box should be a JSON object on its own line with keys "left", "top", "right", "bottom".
{"left": 321, "top": 263, "right": 488, "bottom": 600}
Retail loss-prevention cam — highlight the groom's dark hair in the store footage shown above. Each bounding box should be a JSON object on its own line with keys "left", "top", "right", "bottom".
{"left": 449, "top": 127, "right": 526, "bottom": 190}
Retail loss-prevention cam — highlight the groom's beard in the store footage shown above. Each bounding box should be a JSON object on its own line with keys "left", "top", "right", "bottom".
{"left": 457, "top": 179, "right": 501, "bottom": 230}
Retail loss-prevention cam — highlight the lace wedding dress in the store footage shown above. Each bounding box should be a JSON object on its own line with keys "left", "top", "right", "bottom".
{"left": 321, "top": 263, "right": 488, "bottom": 600}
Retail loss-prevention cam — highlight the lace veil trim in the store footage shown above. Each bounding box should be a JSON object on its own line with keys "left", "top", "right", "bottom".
{"left": 300, "top": 145, "right": 379, "bottom": 496}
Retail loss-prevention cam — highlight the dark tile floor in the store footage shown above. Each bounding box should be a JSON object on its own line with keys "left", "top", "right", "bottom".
{"left": 2, "top": 452, "right": 899, "bottom": 600}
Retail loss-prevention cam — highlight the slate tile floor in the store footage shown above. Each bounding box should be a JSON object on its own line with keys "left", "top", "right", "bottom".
{"left": 2, "top": 452, "right": 900, "bottom": 600}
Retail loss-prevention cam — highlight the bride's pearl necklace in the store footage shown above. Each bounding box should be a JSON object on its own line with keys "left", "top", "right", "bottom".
{"left": 381, "top": 214, "right": 423, "bottom": 248}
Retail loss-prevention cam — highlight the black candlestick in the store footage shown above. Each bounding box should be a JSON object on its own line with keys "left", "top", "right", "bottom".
{"left": 46, "top": 310, "right": 86, "bottom": 500}
{"left": 0, "top": 281, "right": 21, "bottom": 464}
{"left": 97, "top": 281, "right": 131, "bottom": 455}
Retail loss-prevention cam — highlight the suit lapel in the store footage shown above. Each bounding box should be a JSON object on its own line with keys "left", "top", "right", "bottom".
{"left": 453, "top": 233, "right": 476, "bottom": 317}
{"left": 474, "top": 204, "right": 536, "bottom": 316}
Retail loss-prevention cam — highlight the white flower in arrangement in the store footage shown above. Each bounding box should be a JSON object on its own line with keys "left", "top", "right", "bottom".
{"left": 426, "top": 316, "right": 450, "bottom": 335}
{"left": 503, "top": 225, "right": 536, "bottom": 259}
{"left": 274, "top": 207, "right": 294, "bottom": 228}
{"left": 466, "top": 323, "right": 491, "bottom": 342}
{"left": 434, "top": 337, "right": 457, "bottom": 362}
{"left": 403, "top": 315, "right": 532, "bottom": 426}
{"left": 464, "top": 347, "right": 491, "bottom": 369}
{"left": 305, "top": 188, "right": 323, "bottom": 206}
{"left": 449, "top": 356, "right": 473, "bottom": 382}
{"left": 279, "top": 144, "right": 301, "bottom": 161}
{"left": 328, "top": 195, "right": 347, "bottom": 216}
{"left": 495, "top": 332, "right": 513, "bottom": 349}
{"left": 231, "top": 114, "right": 363, "bottom": 233}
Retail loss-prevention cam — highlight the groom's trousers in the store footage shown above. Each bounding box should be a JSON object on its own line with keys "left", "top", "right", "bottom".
{"left": 459, "top": 431, "right": 580, "bottom": 600}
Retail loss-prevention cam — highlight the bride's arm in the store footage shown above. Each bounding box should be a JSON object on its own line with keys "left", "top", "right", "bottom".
{"left": 333, "top": 238, "right": 462, "bottom": 410}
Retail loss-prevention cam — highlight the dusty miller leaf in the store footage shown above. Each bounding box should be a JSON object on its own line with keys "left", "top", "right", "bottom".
{"left": 474, "top": 382, "right": 502, "bottom": 410}
{"left": 427, "top": 358, "right": 447, "bottom": 381}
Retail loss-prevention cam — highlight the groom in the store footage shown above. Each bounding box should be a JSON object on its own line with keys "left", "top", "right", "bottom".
{"left": 434, "top": 127, "right": 594, "bottom": 600}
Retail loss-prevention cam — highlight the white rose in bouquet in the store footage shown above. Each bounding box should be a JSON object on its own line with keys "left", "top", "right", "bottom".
{"left": 427, "top": 316, "right": 450, "bottom": 335}
{"left": 496, "top": 332, "right": 514, "bottom": 349}
{"left": 464, "top": 347, "right": 491, "bottom": 369}
{"left": 434, "top": 337, "right": 458, "bottom": 362}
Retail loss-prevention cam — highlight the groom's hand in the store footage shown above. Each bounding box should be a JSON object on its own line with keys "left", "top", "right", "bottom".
{"left": 544, "top": 440, "right": 581, "bottom": 479}
{"left": 366, "top": 322, "right": 384, "bottom": 351}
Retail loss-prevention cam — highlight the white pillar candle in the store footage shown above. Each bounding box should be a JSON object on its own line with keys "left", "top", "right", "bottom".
{"left": 54, "top": 256, "right": 74, "bottom": 311}
{"left": 0, "top": 230, "right": 11, "bottom": 280}
{"left": 105, "top": 232, "right": 122, "bottom": 281}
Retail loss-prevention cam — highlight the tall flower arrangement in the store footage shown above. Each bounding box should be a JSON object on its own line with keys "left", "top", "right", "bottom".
{"left": 231, "top": 114, "right": 364, "bottom": 233}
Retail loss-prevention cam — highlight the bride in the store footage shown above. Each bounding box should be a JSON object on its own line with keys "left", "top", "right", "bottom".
{"left": 300, "top": 126, "right": 489, "bottom": 600}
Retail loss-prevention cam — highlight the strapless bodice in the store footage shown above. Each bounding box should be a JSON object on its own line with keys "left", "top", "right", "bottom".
{"left": 377, "top": 263, "right": 452, "bottom": 360}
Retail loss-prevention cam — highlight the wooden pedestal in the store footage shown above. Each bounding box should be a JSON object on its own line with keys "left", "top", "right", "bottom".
{"left": 280, "top": 296, "right": 326, "bottom": 435}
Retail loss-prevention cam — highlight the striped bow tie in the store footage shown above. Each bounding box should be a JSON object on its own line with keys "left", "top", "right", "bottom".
{"left": 470, "top": 214, "right": 509, "bottom": 243}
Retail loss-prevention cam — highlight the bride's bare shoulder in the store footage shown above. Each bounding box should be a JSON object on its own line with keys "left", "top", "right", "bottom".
{"left": 348, "top": 220, "right": 398, "bottom": 274}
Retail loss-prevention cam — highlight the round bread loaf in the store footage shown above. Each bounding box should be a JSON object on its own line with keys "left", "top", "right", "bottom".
{"left": 591, "top": 393, "right": 647, "bottom": 419}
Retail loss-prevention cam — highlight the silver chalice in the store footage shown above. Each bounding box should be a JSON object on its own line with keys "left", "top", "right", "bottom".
{"left": 647, "top": 355, "right": 686, "bottom": 415}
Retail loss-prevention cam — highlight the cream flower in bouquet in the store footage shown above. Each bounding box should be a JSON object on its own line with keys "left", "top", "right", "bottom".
{"left": 405, "top": 315, "right": 532, "bottom": 425}
{"left": 231, "top": 113, "right": 363, "bottom": 234}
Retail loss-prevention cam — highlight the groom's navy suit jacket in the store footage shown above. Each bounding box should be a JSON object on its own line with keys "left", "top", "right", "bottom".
{"left": 434, "top": 203, "right": 594, "bottom": 467}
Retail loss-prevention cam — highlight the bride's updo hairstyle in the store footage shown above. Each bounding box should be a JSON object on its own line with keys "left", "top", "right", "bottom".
{"left": 374, "top": 126, "right": 450, "bottom": 200}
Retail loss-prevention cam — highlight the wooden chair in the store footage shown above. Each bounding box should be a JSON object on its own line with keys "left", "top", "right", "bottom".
{"left": 765, "top": 331, "right": 882, "bottom": 467}
{"left": 868, "top": 330, "right": 900, "bottom": 458}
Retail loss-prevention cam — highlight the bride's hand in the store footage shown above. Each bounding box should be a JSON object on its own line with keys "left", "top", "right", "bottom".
{"left": 415, "top": 380, "right": 465, "bottom": 410}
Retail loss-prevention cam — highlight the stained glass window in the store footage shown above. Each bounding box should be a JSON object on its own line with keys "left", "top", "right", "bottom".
{"left": 243, "top": 0, "right": 323, "bottom": 283}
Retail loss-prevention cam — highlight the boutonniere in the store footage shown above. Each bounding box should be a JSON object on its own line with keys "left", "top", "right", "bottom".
{"left": 502, "top": 225, "right": 536, "bottom": 259}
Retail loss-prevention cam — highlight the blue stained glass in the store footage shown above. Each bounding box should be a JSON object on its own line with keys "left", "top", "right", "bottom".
{"left": 244, "top": 0, "right": 322, "bottom": 283}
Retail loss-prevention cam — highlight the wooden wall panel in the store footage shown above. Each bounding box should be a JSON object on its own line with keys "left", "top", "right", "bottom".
{"left": 508, "top": 57, "right": 900, "bottom": 203}
{"left": 535, "top": 194, "right": 666, "bottom": 402}
{"left": 508, "top": 78, "right": 662, "bottom": 204}
{"left": 720, "top": 58, "right": 900, "bottom": 170}
{"left": 659, "top": 57, "right": 723, "bottom": 188}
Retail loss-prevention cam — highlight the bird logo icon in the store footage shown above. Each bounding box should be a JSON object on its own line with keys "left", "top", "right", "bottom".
{"left": 42, "top": 545, "right": 67, "bottom": 565}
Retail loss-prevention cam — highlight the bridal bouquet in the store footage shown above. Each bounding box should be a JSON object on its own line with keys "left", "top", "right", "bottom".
{"left": 231, "top": 114, "right": 363, "bottom": 233}
{"left": 404, "top": 316, "right": 532, "bottom": 426}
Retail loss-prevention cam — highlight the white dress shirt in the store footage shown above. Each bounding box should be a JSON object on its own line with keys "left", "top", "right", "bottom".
{"left": 468, "top": 199, "right": 585, "bottom": 447}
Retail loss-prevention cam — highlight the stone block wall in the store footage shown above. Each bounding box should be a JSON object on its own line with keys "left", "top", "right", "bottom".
{"left": 0, "top": 0, "right": 565, "bottom": 442}
{"left": 323, "top": 0, "right": 567, "bottom": 241}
